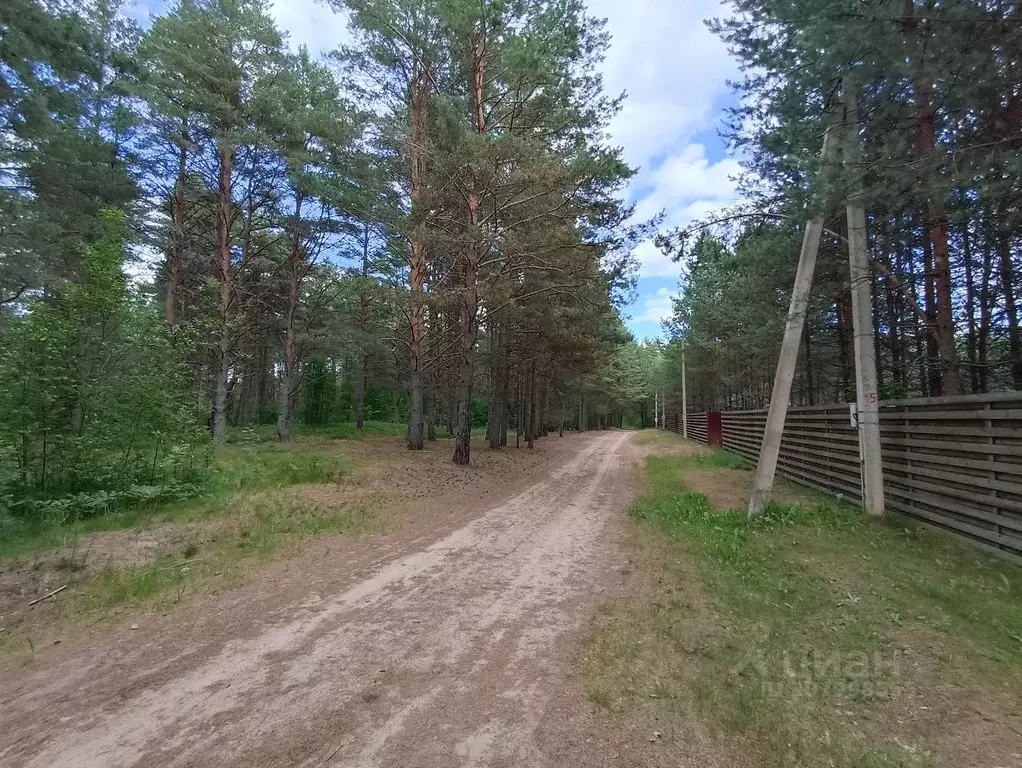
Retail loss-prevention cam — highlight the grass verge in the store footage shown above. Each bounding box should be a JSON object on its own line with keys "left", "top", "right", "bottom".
{"left": 79, "top": 492, "right": 382, "bottom": 611}
{"left": 632, "top": 429, "right": 691, "bottom": 447}
{"left": 0, "top": 439, "right": 368, "bottom": 664}
{"left": 0, "top": 442, "right": 347, "bottom": 561}
{"left": 584, "top": 452, "right": 1022, "bottom": 768}
{"left": 0, "top": 490, "right": 382, "bottom": 666}
{"left": 1, "top": 493, "right": 381, "bottom": 658}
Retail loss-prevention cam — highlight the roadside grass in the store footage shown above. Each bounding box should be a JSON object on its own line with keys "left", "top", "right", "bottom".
{"left": 0, "top": 441, "right": 347, "bottom": 561}
{"left": 632, "top": 429, "right": 683, "bottom": 446}
{"left": 79, "top": 493, "right": 382, "bottom": 613}
{"left": 1, "top": 490, "right": 382, "bottom": 666}
{"left": 210, "top": 442, "right": 345, "bottom": 493}
{"left": 0, "top": 437, "right": 384, "bottom": 666}
{"left": 0, "top": 439, "right": 363, "bottom": 665}
{"left": 687, "top": 447, "right": 749, "bottom": 470}
{"left": 584, "top": 452, "right": 1022, "bottom": 767}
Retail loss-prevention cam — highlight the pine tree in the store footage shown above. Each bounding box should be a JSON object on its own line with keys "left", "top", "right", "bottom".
{"left": 269, "top": 48, "right": 358, "bottom": 441}
{"left": 142, "top": 0, "right": 285, "bottom": 440}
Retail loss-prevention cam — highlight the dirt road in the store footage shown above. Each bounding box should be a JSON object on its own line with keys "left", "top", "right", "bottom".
{"left": 0, "top": 431, "right": 639, "bottom": 767}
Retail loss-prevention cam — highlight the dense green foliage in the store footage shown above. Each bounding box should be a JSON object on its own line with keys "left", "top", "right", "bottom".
{"left": 0, "top": 212, "right": 209, "bottom": 528}
{"left": 0, "top": 0, "right": 657, "bottom": 530}
{"left": 661, "top": 1, "right": 1021, "bottom": 409}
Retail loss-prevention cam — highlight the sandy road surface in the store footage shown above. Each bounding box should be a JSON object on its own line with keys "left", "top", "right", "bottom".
{"left": 0, "top": 431, "right": 639, "bottom": 767}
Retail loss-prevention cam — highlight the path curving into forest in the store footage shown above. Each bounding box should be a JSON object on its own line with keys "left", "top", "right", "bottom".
{"left": 0, "top": 431, "right": 641, "bottom": 767}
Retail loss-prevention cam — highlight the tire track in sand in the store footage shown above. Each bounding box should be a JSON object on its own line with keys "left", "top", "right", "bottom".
{"left": 9, "top": 431, "right": 636, "bottom": 768}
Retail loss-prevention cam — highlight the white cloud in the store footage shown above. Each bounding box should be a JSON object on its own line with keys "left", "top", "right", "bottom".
{"left": 629, "top": 144, "right": 742, "bottom": 277}
{"left": 129, "top": 0, "right": 351, "bottom": 57}
{"left": 633, "top": 287, "right": 676, "bottom": 324}
{"left": 583, "top": 0, "right": 743, "bottom": 282}
{"left": 655, "top": 144, "right": 743, "bottom": 203}
{"left": 632, "top": 240, "right": 679, "bottom": 280}
{"left": 632, "top": 143, "right": 741, "bottom": 224}
{"left": 587, "top": 0, "right": 737, "bottom": 171}
{"left": 269, "top": 0, "right": 350, "bottom": 57}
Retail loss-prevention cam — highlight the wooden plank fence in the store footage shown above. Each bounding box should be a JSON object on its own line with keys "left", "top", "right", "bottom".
{"left": 663, "top": 410, "right": 708, "bottom": 443}
{"left": 665, "top": 392, "right": 1022, "bottom": 563}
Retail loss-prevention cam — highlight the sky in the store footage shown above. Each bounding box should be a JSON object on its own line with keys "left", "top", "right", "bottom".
{"left": 131, "top": 0, "right": 744, "bottom": 340}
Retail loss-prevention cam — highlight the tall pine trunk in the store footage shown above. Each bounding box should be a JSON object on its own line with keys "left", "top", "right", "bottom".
{"left": 964, "top": 219, "right": 980, "bottom": 393}
{"left": 355, "top": 221, "right": 371, "bottom": 430}
{"left": 486, "top": 322, "right": 500, "bottom": 448}
{"left": 538, "top": 371, "right": 548, "bottom": 437}
{"left": 211, "top": 143, "right": 232, "bottom": 441}
{"left": 534, "top": 371, "right": 543, "bottom": 437}
{"left": 354, "top": 354, "right": 366, "bottom": 430}
{"left": 803, "top": 321, "right": 815, "bottom": 406}
{"left": 902, "top": 0, "right": 961, "bottom": 394}
{"left": 921, "top": 233, "right": 943, "bottom": 395}
{"left": 407, "top": 66, "right": 429, "bottom": 450}
{"left": 835, "top": 289, "right": 854, "bottom": 400}
{"left": 997, "top": 222, "right": 1022, "bottom": 388}
{"left": 886, "top": 248, "right": 906, "bottom": 391}
{"left": 453, "top": 214, "right": 480, "bottom": 465}
{"left": 426, "top": 370, "right": 437, "bottom": 441}
{"left": 486, "top": 320, "right": 507, "bottom": 449}
{"left": 452, "top": 30, "right": 488, "bottom": 465}
{"left": 256, "top": 335, "right": 270, "bottom": 420}
{"left": 525, "top": 361, "right": 535, "bottom": 449}
{"left": 978, "top": 240, "right": 994, "bottom": 393}
{"left": 901, "top": 243, "right": 928, "bottom": 396}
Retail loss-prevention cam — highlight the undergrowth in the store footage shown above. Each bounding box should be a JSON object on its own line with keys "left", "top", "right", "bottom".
{"left": 0, "top": 440, "right": 376, "bottom": 665}
{"left": 224, "top": 420, "right": 469, "bottom": 444}
{"left": 0, "top": 442, "right": 347, "bottom": 559}
{"left": 227, "top": 421, "right": 419, "bottom": 443}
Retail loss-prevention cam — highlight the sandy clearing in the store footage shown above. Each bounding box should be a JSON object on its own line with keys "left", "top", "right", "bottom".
{"left": 0, "top": 431, "right": 641, "bottom": 767}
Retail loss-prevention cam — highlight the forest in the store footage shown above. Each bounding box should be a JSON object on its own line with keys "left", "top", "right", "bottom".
{"left": 0, "top": 0, "right": 668, "bottom": 527}
{"left": 662, "top": 0, "right": 1022, "bottom": 412}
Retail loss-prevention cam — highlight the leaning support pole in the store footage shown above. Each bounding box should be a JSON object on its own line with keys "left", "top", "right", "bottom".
{"left": 842, "top": 79, "right": 886, "bottom": 519}
{"left": 748, "top": 114, "right": 838, "bottom": 518}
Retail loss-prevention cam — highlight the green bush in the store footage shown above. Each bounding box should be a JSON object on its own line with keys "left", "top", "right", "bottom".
{"left": 0, "top": 211, "right": 211, "bottom": 524}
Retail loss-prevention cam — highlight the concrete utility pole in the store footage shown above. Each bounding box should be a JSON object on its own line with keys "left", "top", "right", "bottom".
{"left": 681, "top": 341, "right": 688, "bottom": 438}
{"left": 748, "top": 114, "right": 839, "bottom": 518}
{"left": 842, "top": 78, "right": 885, "bottom": 519}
